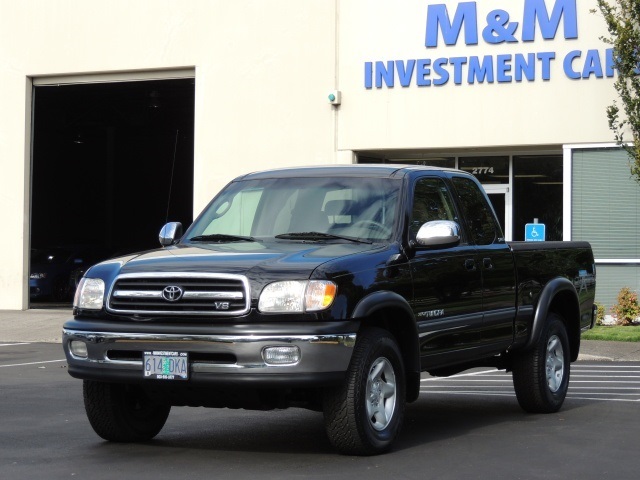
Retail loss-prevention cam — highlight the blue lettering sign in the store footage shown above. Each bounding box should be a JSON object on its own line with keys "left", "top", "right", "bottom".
{"left": 482, "top": 9, "right": 518, "bottom": 44}
{"left": 364, "top": 0, "right": 614, "bottom": 89}
{"left": 363, "top": 51, "right": 561, "bottom": 88}
{"left": 397, "top": 60, "right": 416, "bottom": 87}
{"left": 497, "top": 54, "right": 512, "bottom": 82}
{"left": 522, "top": 0, "right": 577, "bottom": 42}
{"left": 376, "top": 61, "right": 394, "bottom": 88}
{"left": 603, "top": 48, "right": 638, "bottom": 77}
{"left": 563, "top": 50, "right": 582, "bottom": 79}
{"left": 425, "top": 2, "right": 478, "bottom": 47}
{"left": 426, "top": 0, "right": 577, "bottom": 46}
{"left": 563, "top": 49, "right": 617, "bottom": 80}
{"left": 417, "top": 59, "right": 431, "bottom": 86}
{"left": 450, "top": 57, "right": 468, "bottom": 84}
{"left": 537, "top": 52, "right": 555, "bottom": 80}
{"left": 365, "top": 62, "right": 373, "bottom": 88}
{"left": 582, "top": 49, "right": 603, "bottom": 79}
{"left": 514, "top": 53, "right": 535, "bottom": 81}
{"left": 468, "top": 56, "right": 494, "bottom": 83}
{"left": 433, "top": 58, "right": 449, "bottom": 85}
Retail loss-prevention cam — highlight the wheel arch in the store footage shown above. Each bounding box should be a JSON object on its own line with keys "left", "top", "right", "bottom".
{"left": 352, "top": 291, "right": 420, "bottom": 403}
{"left": 526, "top": 277, "right": 581, "bottom": 361}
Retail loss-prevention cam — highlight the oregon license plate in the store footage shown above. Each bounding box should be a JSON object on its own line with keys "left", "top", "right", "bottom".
{"left": 143, "top": 351, "right": 188, "bottom": 380}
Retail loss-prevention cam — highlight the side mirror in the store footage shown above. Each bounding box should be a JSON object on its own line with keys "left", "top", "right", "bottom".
{"left": 159, "top": 222, "right": 183, "bottom": 247}
{"left": 415, "top": 220, "right": 461, "bottom": 249}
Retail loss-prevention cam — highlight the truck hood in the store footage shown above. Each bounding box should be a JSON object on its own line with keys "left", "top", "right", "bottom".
{"left": 108, "top": 241, "right": 385, "bottom": 280}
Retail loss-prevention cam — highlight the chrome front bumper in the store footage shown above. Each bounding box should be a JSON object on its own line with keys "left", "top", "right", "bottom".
{"left": 62, "top": 328, "right": 356, "bottom": 386}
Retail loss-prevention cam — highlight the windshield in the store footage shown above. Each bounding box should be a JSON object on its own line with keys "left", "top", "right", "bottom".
{"left": 185, "top": 176, "right": 401, "bottom": 242}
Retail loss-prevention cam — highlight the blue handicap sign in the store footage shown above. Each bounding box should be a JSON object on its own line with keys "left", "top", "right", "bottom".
{"left": 525, "top": 223, "right": 546, "bottom": 242}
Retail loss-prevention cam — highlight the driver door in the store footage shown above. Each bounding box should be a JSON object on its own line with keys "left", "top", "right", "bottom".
{"left": 408, "top": 176, "right": 484, "bottom": 366}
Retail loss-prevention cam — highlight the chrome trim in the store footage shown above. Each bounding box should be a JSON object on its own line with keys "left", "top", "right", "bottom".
{"left": 113, "top": 290, "right": 163, "bottom": 298}
{"left": 159, "top": 222, "right": 183, "bottom": 246}
{"left": 183, "top": 291, "right": 244, "bottom": 300}
{"left": 106, "top": 272, "right": 251, "bottom": 316}
{"left": 63, "top": 328, "right": 356, "bottom": 374}
{"left": 113, "top": 290, "right": 244, "bottom": 300}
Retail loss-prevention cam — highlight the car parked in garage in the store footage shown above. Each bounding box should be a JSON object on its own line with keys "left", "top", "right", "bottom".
{"left": 30, "top": 247, "right": 110, "bottom": 302}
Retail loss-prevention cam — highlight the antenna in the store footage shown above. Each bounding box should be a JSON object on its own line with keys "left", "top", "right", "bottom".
{"left": 165, "top": 129, "right": 179, "bottom": 224}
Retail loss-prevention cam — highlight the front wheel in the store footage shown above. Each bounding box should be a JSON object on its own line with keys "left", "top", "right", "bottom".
{"left": 83, "top": 380, "right": 171, "bottom": 442}
{"left": 512, "top": 313, "right": 570, "bottom": 413}
{"left": 323, "top": 327, "right": 405, "bottom": 455}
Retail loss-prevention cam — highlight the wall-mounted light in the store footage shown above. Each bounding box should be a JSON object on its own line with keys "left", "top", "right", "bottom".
{"left": 328, "top": 90, "right": 341, "bottom": 106}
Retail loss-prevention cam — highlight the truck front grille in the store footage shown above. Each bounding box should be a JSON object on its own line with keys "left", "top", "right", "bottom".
{"left": 106, "top": 273, "right": 250, "bottom": 316}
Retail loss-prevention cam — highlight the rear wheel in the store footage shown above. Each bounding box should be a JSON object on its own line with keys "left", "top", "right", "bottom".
{"left": 83, "top": 380, "right": 171, "bottom": 442}
{"left": 323, "top": 327, "right": 405, "bottom": 455}
{"left": 512, "top": 313, "right": 570, "bottom": 413}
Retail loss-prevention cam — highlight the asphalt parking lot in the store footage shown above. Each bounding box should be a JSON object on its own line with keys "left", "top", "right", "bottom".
{"left": 1, "top": 341, "right": 639, "bottom": 480}
{"left": 1, "top": 308, "right": 639, "bottom": 480}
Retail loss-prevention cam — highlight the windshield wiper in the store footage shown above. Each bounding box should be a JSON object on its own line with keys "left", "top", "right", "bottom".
{"left": 188, "top": 234, "right": 258, "bottom": 243}
{"left": 275, "top": 232, "right": 372, "bottom": 244}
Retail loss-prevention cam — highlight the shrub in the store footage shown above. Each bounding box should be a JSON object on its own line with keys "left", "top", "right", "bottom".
{"left": 610, "top": 287, "right": 640, "bottom": 326}
{"left": 594, "top": 302, "right": 606, "bottom": 326}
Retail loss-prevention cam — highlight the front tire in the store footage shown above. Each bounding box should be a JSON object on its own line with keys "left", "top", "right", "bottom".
{"left": 323, "top": 327, "right": 405, "bottom": 455}
{"left": 512, "top": 313, "right": 570, "bottom": 413}
{"left": 83, "top": 380, "right": 171, "bottom": 442}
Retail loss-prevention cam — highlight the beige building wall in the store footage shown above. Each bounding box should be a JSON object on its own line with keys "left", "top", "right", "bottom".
{"left": 0, "top": 0, "right": 620, "bottom": 309}
{"left": 0, "top": 0, "right": 338, "bottom": 309}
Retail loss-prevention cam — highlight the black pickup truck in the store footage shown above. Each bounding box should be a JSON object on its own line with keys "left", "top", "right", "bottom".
{"left": 63, "top": 165, "right": 596, "bottom": 455}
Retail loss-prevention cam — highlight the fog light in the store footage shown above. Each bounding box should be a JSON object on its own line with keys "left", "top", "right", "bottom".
{"left": 262, "top": 346, "right": 301, "bottom": 365}
{"left": 70, "top": 340, "right": 88, "bottom": 358}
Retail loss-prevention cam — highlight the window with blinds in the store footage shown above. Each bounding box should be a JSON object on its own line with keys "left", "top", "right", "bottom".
{"left": 572, "top": 148, "right": 640, "bottom": 260}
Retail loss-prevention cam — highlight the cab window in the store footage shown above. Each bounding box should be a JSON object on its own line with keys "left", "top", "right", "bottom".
{"left": 410, "top": 177, "right": 458, "bottom": 240}
{"left": 451, "top": 176, "right": 502, "bottom": 245}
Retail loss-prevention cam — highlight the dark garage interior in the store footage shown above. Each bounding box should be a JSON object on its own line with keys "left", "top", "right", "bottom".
{"left": 30, "top": 78, "right": 195, "bottom": 304}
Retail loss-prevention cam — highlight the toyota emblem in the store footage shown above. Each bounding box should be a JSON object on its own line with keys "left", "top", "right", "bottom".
{"left": 162, "top": 285, "right": 184, "bottom": 302}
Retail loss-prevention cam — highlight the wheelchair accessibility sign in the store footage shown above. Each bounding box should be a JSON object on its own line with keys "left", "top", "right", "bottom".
{"left": 525, "top": 223, "right": 546, "bottom": 242}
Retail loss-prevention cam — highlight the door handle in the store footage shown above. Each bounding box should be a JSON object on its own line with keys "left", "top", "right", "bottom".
{"left": 483, "top": 258, "right": 494, "bottom": 270}
{"left": 464, "top": 259, "right": 476, "bottom": 271}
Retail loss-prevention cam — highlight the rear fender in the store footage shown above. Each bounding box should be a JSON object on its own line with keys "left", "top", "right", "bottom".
{"left": 524, "top": 277, "right": 580, "bottom": 360}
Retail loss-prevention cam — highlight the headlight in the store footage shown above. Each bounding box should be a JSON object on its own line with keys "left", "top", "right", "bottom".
{"left": 258, "top": 280, "right": 337, "bottom": 313}
{"left": 73, "top": 278, "right": 105, "bottom": 310}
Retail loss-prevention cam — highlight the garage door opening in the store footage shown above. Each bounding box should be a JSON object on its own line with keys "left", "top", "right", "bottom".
{"left": 30, "top": 78, "right": 195, "bottom": 306}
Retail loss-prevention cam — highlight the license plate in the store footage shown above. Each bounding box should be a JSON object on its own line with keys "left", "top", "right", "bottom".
{"left": 143, "top": 351, "right": 189, "bottom": 380}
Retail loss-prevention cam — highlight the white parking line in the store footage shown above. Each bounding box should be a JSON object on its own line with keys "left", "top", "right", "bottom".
{"left": 0, "top": 343, "right": 31, "bottom": 347}
{"left": 0, "top": 359, "right": 66, "bottom": 368}
{"left": 568, "top": 380, "right": 640, "bottom": 384}
{"left": 574, "top": 365, "right": 640, "bottom": 369}
{"left": 419, "top": 364, "right": 640, "bottom": 402}
{"left": 421, "top": 369, "right": 496, "bottom": 381}
{"left": 421, "top": 391, "right": 516, "bottom": 397}
{"left": 563, "top": 397, "right": 640, "bottom": 403}
{"left": 569, "top": 386, "right": 640, "bottom": 390}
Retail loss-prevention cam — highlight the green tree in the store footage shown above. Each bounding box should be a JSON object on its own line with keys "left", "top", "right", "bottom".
{"left": 595, "top": 0, "right": 640, "bottom": 183}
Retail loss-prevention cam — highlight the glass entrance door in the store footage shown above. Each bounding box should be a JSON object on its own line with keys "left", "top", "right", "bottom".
{"left": 483, "top": 185, "right": 512, "bottom": 241}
